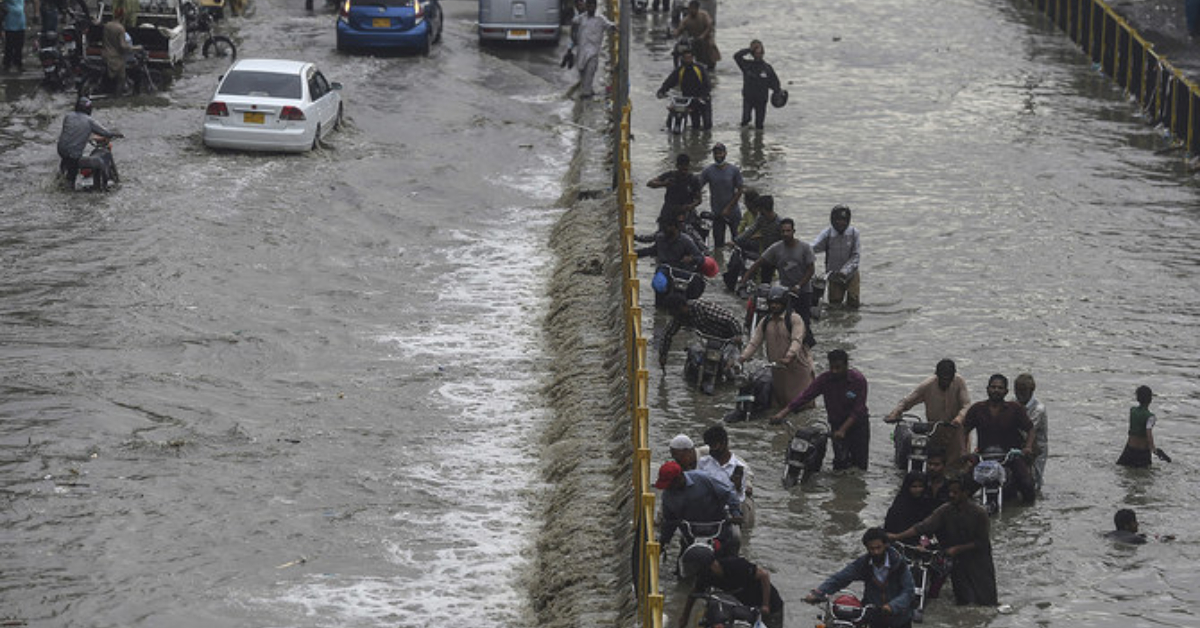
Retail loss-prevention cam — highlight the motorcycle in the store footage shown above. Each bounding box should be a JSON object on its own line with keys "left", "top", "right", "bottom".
{"left": 781, "top": 419, "right": 829, "bottom": 488}
{"left": 723, "top": 243, "right": 759, "bottom": 293}
{"left": 722, "top": 362, "right": 773, "bottom": 424}
{"left": 887, "top": 414, "right": 957, "bottom": 473}
{"left": 675, "top": 519, "right": 735, "bottom": 578}
{"left": 38, "top": 25, "right": 86, "bottom": 91}
{"left": 683, "top": 332, "right": 738, "bottom": 395}
{"left": 689, "top": 590, "right": 761, "bottom": 628}
{"left": 739, "top": 282, "right": 771, "bottom": 334}
{"left": 809, "top": 590, "right": 880, "bottom": 628}
{"left": 809, "top": 271, "right": 829, "bottom": 321}
{"left": 71, "top": 135, "right": 121, "bottom": 192}
{"left": 77, "top": 48, "right": 163, "bottom": 98}
{"left": 894, "top": 542, "right": 950, "bottom": 623}
{"left": 653, "top": 264, "right": 706, "bottom": 304}
{"left": 664, "top": 93, "right": 695, "bottom": 134}
{"left": 631, "top": 0, "right": 648, "bottom": 14}
{"left": 182, "top": 0, "right": 237, "bottom": 60}
{"left": 972, "top": 447, "right": 1022, "bottom": 516}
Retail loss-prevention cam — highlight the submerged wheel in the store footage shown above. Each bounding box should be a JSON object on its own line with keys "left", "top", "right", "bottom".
{"left": 432, "top": 9, "right": 443, "bottom": 43}
{"left": 203, "top": 35, "right": 237, "bottom": 60}
{"left": 419, "top": 28, "right": 432, "bottom": 56}
{"left": 311, "top": 124, "right": 322, "bottom": 151}
{"left": 334, "top": 103, "right": 343, "bottom": 131}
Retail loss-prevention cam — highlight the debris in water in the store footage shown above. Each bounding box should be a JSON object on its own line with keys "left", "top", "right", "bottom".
{"left": 276, "top": 556, "right": 308, "bottom": 569}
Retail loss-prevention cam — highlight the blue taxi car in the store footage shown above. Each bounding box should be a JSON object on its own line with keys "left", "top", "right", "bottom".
{"left": 336, "top": 0, "right": 444, "bottom": 55}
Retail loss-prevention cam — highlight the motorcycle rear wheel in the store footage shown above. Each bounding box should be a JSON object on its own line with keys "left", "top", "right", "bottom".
{"left": 203, "top": 35, "right": 237, "bottom": 60}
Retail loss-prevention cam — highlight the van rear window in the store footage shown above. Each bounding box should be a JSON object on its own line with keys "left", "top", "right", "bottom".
{"left": 218, "top": 71, "right": 302, "bottom": 99}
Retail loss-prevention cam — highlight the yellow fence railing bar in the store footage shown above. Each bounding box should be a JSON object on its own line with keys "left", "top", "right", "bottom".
{"left": 1028, "top": 0, "right": 1200, "bottom": 155}
{"left": 617, "top": 93, "right": 663, "bottom": 627}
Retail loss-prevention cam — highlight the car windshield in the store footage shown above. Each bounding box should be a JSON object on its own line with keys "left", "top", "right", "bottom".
{"left": 218, "top": 71, "right": 303, "bottom": 99}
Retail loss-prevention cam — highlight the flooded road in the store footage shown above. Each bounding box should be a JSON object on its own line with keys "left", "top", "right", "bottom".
{"left": 630, "top": 1, "right": 1200, "bottom": 627}
{"left": 2, "top": 0, "right": 1200, "bottom": 625}
{"left": 2, "top": 0, "right": 577, "bottom": 624}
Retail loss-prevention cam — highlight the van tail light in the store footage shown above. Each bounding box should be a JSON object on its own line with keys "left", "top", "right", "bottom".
{"left": 280, "top": 106, "right": 306, "bottom": 121}
{"left": 206, "top": 101, "right": 229, "bottom": 116}
{"left": 413, "top": 0, "right": 424, "bottom": 20}
{"left": 339, "top": 0, "right": 349, "bottom": 18}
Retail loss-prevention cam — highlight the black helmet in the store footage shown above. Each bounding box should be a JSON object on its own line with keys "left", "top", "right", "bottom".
{"left": 831, "top": 204, "right": 851, "bottom": 222}
{"left": 770, "top": 89, "right": 789, "bottom": 108}
{"left": 767, "top": 285, "right": 789, "bottom": 305}
{"left": 75, "top": 96, "right": 93, "bottom": 115}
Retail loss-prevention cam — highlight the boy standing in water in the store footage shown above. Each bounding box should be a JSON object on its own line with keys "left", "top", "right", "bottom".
{"left": 1117, "top": 385, "right": 1169, "bottom": 467}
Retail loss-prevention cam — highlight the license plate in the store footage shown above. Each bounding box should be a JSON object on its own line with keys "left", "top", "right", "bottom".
{"left": 243, "top": 112, "right": 265, "bottom": 124}
{"left": 372, "top": 17, "right": 390, "bottom": 27}
{"left": 507, "top": 29, "right": 530, "bottom": 40}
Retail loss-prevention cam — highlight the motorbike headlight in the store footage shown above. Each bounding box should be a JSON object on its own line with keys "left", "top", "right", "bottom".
{"left": 791, "top": 439, "right": 810, "bottom": 453}
{"left": 911, "top": 436, "right": 928, "bottom": 449}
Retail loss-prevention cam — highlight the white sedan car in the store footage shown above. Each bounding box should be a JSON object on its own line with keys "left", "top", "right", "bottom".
{"left": 202, "top": 59, "right": 344, "bottom": 153}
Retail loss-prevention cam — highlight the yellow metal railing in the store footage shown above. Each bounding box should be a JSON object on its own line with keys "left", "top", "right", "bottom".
{"left": 617, "top": 96, "right": 663, "bottom": 627}
{"left": 620, "top": 103, "right": 663, "bottom": 628}
{"left": 1029, "top": 0, "right": 1200, "bottom": 154}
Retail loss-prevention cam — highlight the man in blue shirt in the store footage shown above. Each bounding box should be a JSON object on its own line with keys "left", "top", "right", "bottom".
{"left": 805, "top": 527, "right": 915, "bottom": 628}
{"left": 655, "top": 461, "right": 742, "bottom": 552}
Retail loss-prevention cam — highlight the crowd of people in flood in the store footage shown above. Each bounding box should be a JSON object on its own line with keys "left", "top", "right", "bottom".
{"left": 633, "top": 138, "right": 1173, "bottom": 627}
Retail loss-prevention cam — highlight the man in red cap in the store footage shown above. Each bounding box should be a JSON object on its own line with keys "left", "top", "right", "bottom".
{"left": 655, "top": 460, "right": 743, "bottom": 556}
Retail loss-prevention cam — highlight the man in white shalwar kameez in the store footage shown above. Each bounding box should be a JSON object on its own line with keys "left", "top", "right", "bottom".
{"left": 569, "top": 0, "right": 615, "bottom": 99}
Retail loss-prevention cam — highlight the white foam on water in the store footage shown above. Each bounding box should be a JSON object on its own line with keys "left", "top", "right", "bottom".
{"left": 250, "top": 196, "right": 561, "bottom": 626}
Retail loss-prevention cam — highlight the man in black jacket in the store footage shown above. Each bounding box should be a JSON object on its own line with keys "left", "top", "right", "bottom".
{"left": 734, "top": 40, "right": 782, "bottom": 129}
{"left": 657, "top": 46, "right": 713, "bottom": 130}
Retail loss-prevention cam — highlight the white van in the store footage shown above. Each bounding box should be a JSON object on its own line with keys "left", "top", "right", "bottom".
{"left": 478, "top": 0, "right": 563, "bottom": 43}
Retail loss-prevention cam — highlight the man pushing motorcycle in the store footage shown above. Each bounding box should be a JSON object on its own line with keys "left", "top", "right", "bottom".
{"left": 57, "top": 96, "right": 121, "bottom": 189}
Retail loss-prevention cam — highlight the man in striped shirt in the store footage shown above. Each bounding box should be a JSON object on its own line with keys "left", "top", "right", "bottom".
{"left": 658, "top": 292, "right": 743, "bottom": 370}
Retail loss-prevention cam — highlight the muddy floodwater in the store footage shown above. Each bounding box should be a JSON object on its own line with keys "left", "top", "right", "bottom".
{"left": 2, "top": 0, "right": 1199, "bottom": 626}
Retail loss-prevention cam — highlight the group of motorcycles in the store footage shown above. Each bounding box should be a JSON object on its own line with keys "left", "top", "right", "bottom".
{"left": 37, "top": 0, "right": 235, "bottom": 97}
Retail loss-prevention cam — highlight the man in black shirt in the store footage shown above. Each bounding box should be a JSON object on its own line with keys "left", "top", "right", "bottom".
{"left": 677, "top": 554, "right": 784, "bottom": 628}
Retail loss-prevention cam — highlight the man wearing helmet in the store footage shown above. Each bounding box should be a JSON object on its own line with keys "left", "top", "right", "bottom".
{"left": 57, "top": 97, "right": 120, "bottom": 188}
{"left": 737, "top": 285, "right": 813, "bottom": 410}
{"left": 771, "top": 349, "right": 871, "bottom": 471}
{"left": 677, "top": 553, "right": 785, "bottom": 628}
{"left": 812, "top": 204, "right": 861, "bottom": 308}
{"left": 658, "top": 292, "right": 743, "bottom": 371}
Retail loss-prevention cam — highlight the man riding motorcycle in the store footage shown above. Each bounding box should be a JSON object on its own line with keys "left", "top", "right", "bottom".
{"left": 57, "top": 96, "right": 121, "bottom": 188}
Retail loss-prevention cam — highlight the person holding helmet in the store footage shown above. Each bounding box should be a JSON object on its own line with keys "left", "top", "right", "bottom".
{"left": 657, "top": 44, "right": 713, "bottom": 130}
{"left": 56, "top": 97, "right": 120, "bottom": 188}
{"left": 733, "top": 40, "right": 782, "bottom": 130}
{"left": 658, "top": 291, "right": 743, "bottom": 372}
{"left": 738, "top": 285, "right": 813, "bottom": 410}
{"left": 812, "top": 204, "right": 861, "bottom": 307}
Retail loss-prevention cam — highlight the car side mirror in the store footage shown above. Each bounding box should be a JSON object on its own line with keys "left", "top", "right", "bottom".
{"left": 330, "top": 82, "right": 343, "bottom": 90}
{"left": 217, "top": 74, "right": 223, "bottom": 82}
